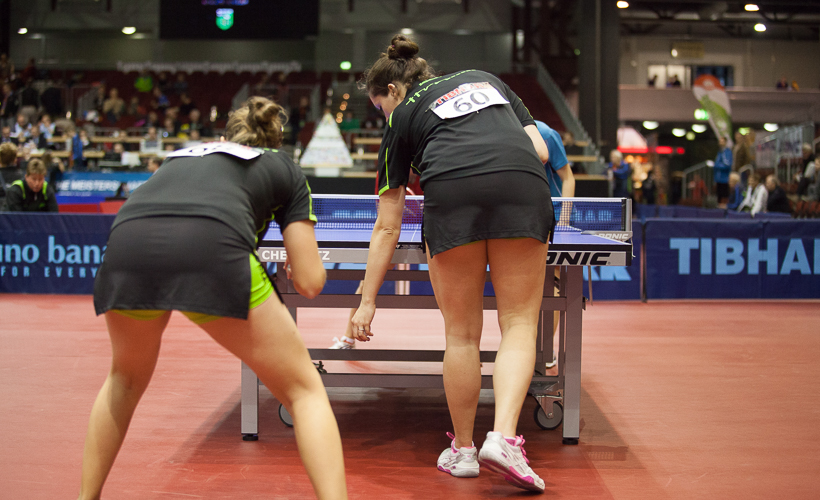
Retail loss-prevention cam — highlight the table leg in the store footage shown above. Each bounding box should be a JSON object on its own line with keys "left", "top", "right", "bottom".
{"left": 240, "top": 361, "right": 259, "bottom": 440}
{"left": 562, "top": 265, "right": 583, "bottom": 444}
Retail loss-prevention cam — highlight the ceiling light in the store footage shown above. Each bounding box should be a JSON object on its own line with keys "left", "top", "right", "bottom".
{"left": 617, "top": 1, "right": 629, "bottom": 8}
{"left": 642, "top": 121, "right": 659, "bottom": 130}
{"left": 672, "top": 128, "right": 687, "bottom": 137}
{"left": 401, "top": 28, "right": 414, "bottom": 35}
{"left": 122, "top": 27, "right": 136, "bottom": 35}
{"left": 692, "top": 124, "right": 707, "bottom": 133}
{"left": 745, "top": 4, "right": 759, "bottom": 12}
{"left": 763, "top": 123, "right": 779, "bottom": 132}
{"left": 671, "top": 49, "right": 678, "bottom": 57}
{"left": 686, "top": 131, "right": 696, "bottom": 140}
{"left": 339, "top": 61, "right": 352, "bottom": 71}
{"left": 754, "top": 23, "right": 766, "bottom": 32}
{"left": 17, "top": 28, "right": 27, "bottom": 35}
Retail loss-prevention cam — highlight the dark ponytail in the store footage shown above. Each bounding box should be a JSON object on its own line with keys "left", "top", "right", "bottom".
{"left": 360, "top": 34, "right": 436, "bottom": 96}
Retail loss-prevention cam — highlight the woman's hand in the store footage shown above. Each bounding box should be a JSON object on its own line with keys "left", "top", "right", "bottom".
{"left": 350, "top": 302, "right": 376, "bottom": 342}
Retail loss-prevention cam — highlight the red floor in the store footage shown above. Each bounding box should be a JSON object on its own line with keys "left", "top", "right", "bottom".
{"left": 1, "top": 295, "right": 819, "bottom": 499}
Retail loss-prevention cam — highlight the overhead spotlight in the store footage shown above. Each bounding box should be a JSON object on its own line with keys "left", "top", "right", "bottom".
{"left": 617, "top": 1, "right": 629, "bottom": 8}
{"left": 401, "top": 28, "right": 414, "bottom": 35}
{"left": 671, "top": 49, "right": 679, "bottom": 57}
{"left": 686, "top": 131, "right": 696, "bottom": 140}
{"left": 672, "top": 128, "right": 687, "bottom": 137}
{"left": 122, "top": 27, "right": 136, "bottom": 35}
{"left": 642, "top": 121, "right": 659, "bottom": 130}
{"left": 692, "top": 124, "right": 708, "bottom": 133}
{"left": 763, "top": 123, "right": 779, "bottom": 132}
{"left": 17, "top": 28, "right": 27, "bottom": 35}
{"left": 754, "top": 23, "right": 766, "bottom": 32}
{"left": 745, "top": 4, "right": 759, "bottom": 12}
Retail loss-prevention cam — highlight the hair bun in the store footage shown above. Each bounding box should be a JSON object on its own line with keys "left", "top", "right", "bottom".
{"left": 387, "top": 34, "right": 419, "bottom": 60}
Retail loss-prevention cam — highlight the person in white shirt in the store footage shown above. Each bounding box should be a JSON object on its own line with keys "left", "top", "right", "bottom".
{"left": 737, "top": 171, "right": 768, "bottom": 216}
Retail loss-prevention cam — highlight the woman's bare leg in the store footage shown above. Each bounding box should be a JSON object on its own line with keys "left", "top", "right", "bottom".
{"left": 487, "top": 238, "right": 549, "bottom": 437}
{"left": 199, "top": 296, "right": 347, "bottom": 500}
{"left": 427, "top": 242, "right": 488, "bottom": 449}
{"left": 78, "top": 311, "right": 171, "bottom": 500}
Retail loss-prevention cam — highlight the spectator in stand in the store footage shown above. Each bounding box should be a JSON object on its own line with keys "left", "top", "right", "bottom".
{"left": 180, "top": 108, "right": 212, "bottom": 138}
{"left": 40, "top": 81, "right": 64, "bottom": 118}
{"left": 0, "top": 142, "right": 23, "bottom": 188}
{"left": 737, "top": 171, "right": 767, "bottom": 216}
{"left": 18, "top": 79, "right": 40, "bottom": 121}
{"left": 172, "top": 72, "right": 189, "bottom": 95}
{"left": 18, "top": 58, "right": 37, "bottom": 83}
{"left": 92, "top": 84, "right": 107, "bottom": 115}
{"left": 608, "top": 149, "right": 632, "bottom": 199}
{"left": 1, "top": 125, "right": 17, "bottom": 145}
{"left": 339, "top": 111, "right": 360, "bottom": 132}
{"left": 39, "top": 113, "right": 56, "bottom": 139}
{"left": 126, "top": 96, "right": 142, "bottom": 117}
{"left": 776, "top": 76, "right": 790, "bottom": 90}
{"left": 134, "top": 69, "right": 153, "bottom": 93}
{"left": 150, "top": 86, "right": 170, "bottom": 113}
{"left": 67, "top": 125, "right": 87, "bottom": 172}
{"left": 11, "top": 113, "right": 31, "bottom": 141}
{"left": 161, "top": 115, "right": 179, "bottom": 138}
{"left": 3, "top": 157, "right": 58, "bottom": 212}
{"left": 795, "top": 143, "right": 816, "bottom": 198}
{"left": 146, "top": 156, "right": 162, "bottom": 174}
{"left": 714, "top": 135, "right": 733, "bottom": 203}
{"left": 25, "top": 123, "right": 48, "bottom": 150}
{"left": 0, "top": 53, "right": 14, "bottom": 81}
{"left": 1, "top": 82, "right": 19, "bottom": 127}
{"left": 642, "top": 167, "right": 657, "bottom": 205}
{"left": 178, "top": 92, "right": 196, "bottom": 116}
{"left": 765, "top": 175, "right": 791, "bottom": 214}
{"left": 253, "top": 73, "right": 275, "bottom": 97}
{"left": 732, "top": 131, "right": 752, "bottom": 171}
{"left": 155, "top": 71, "right": 170, "bottom": 92}
{"left": 46, "top": 153, "right": 66, "bottom": 191}
{"left": 790, "top": 80, "right": 800, "bottom": 91}
{"left": 289, "top": 95, "right": 310, "bottom": 145}
{"left": 140, "top": 126, "right": 162, "bottom": 154}
{"left": 103, "top": 88, "right": 126, "bottom": 123}
{"left": 140, "top": 110, "right": 160, "bottom": 129}
{"left": 183, "top": 129, "right": 203, "bottom": 148}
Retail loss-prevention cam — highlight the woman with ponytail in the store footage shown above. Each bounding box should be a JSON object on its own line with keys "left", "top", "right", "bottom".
{"left": 350, "top": 34, "right": 552, "bottom": 493}
{"left": 79, "top": 96, "right": 348, "bottom": 500}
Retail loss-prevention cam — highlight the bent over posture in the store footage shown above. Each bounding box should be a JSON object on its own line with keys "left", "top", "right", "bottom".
{"left": 79, "top": 97, "right": 347, "bottom": 500}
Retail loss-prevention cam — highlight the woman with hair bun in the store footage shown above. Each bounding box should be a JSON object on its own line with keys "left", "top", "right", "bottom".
{"left": 79, "top": 96, "right": 348, "bottom": 500}
{"left": 351, "top": 34, "right": 552, "bottom": 493}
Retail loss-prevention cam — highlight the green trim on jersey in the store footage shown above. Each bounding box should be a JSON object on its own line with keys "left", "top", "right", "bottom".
{"left": 12, "top": 179, "right": 49, "bottom": 199}
{"left": 305, "top": 179, "right": 318, "bottom": 223}
{"left": 379, "top": 146, "right": 391, "bottom": 195}
{"left": 403, "top": 69, "right": 477, "bottom": 107}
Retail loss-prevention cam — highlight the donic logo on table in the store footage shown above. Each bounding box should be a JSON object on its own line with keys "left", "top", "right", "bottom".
{"left": 670, "top": 238, "right": 820, "bottom": 275}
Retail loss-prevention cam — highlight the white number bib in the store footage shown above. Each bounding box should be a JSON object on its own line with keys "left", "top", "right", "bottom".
{"left": 165, "top": 142, "right": 263, "bottom": 160}
{"left": 431, "top": 82, "right": 509, "bottom": 120}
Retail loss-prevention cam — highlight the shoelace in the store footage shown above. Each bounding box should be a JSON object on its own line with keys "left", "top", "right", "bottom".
{"left": 510, "top": 436, "right": 530, "bottom": 465}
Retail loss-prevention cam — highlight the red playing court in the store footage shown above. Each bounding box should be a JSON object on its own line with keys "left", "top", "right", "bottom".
{"left": 1, "top": 294, "right": 819, "bottom": 499}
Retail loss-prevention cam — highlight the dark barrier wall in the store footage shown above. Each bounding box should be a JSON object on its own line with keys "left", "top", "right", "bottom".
{"left": 645, "top": 219, "right": 820, "bottom": 299}
{"left": 582, "top": 221, "right": 642, "bottom": 300}
{"left": 0, "top": 214, "right": 115, "bottom": 294}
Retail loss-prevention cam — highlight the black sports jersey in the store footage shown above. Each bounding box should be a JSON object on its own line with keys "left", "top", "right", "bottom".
{"left": 112, "top": 143, "right": 315, "bottom": 250}
{"left": 3, "top": 180, "right": 58, "bottom": 212}
{"left": 377, "top": 70, "right": 547, "bottom": 194}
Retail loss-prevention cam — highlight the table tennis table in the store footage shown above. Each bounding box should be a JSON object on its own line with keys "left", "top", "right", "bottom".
{"left": 245, "top": 194, "right": 632, "bottom": 444}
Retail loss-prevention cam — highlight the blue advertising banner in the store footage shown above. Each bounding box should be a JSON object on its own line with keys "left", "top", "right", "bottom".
{"left": 55, "top": 172, "right": 151, "bottom": 204}
{"left": 0, "top": 213, "right": 114, "bottom": 294}
{"left": 645, "top": 219, "right": 820, "bottom": 299}
{"left": 582, "top": 221, "right": 642, "bottom": 300}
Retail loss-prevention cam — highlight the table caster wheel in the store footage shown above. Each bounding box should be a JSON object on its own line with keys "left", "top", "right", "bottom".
{"left": 279, "top": 403, "right": 294, "bottom": 427}
{"left": 242, "top": 434, "right": 258, "bottom": 441}
{"left": 534, "top": 400, "right": 563, "bottom": 430}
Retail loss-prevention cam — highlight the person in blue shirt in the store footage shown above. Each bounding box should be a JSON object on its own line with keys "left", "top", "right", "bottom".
{"left": 726, "top": 172, "right": 744, "bottom": 210}
{"left": 535, "top": 121, "right": 574, "bottom": 369}
{"left": 714, "top": 136, "right": 733, "bottom": 203}
{"left": 608, "top": 150, "right": 631, "bottom": 198}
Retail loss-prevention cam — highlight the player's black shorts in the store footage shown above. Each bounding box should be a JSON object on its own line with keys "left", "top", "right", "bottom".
{"left": 94, "top": 216, "right": 266, "bottom": 320}
{"left": 422, "top": 170, "right": 554, "bottom": 257}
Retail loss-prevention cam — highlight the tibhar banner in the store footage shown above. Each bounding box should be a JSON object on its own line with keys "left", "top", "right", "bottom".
{"left": 0, "top": 214, "right": 115, "bottom": 294}
{"left": 645, "top": 219, "right": 820, "bottom": 299}
{"left": 692, "top": 75, "right": 732, "bottom": 143}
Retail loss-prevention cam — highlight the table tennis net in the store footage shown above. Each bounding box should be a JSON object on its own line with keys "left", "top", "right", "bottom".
{"left": 270, "top": 195, "right": 628, "bottom": 232}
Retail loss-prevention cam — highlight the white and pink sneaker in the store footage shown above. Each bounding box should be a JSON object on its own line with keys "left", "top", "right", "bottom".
{"left": 437, "top": 432, "right": 479, "bottom": 478}
{"left": 478, "top": 431, "right": 545, "bottom": 493}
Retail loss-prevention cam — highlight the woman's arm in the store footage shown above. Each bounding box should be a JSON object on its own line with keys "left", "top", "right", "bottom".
{"left": 282, "top": 220, "right": 326, "bottom": 299}
{"left": 351, "top": 187, "right": 406, "bottom": 341}
{"left": 524, "top": 124, "right": 549, "bottom": 164}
